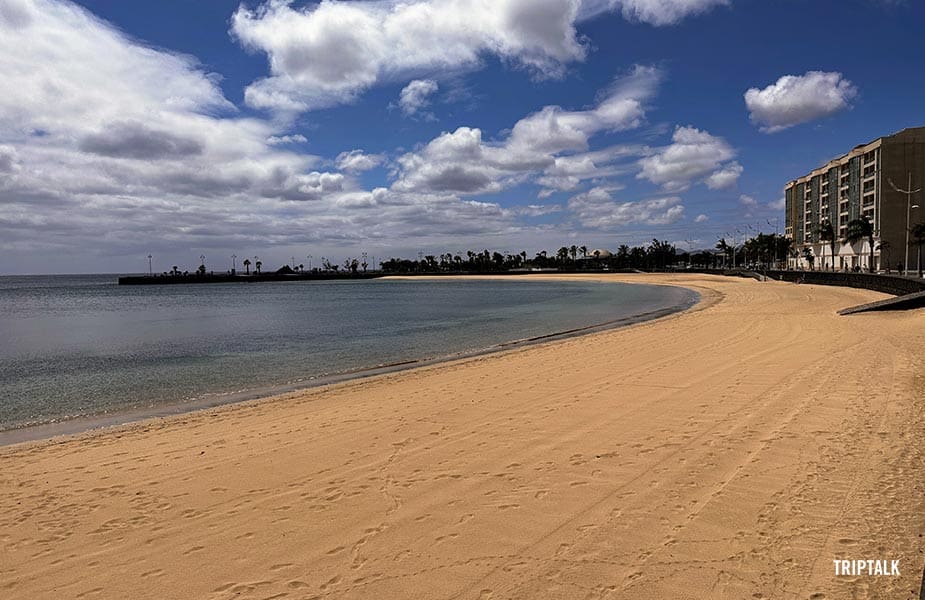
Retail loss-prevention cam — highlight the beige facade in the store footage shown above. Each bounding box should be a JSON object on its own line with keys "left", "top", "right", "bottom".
{"left": 785, "top": 127, "right": 925, "bottom": 272}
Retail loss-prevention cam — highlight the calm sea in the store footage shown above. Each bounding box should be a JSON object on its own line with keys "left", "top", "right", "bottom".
{"left": 0, "top": 274, "right": 696, "bottom": 433}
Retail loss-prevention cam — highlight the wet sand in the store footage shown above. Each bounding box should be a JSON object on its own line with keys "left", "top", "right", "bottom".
{"left": 1, "top": 273, "right": 923, "bottom": 599}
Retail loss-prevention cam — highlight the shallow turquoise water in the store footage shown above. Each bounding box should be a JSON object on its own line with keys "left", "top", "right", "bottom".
{"left": 0, "top": 275, "right": 696, "bottom": 429}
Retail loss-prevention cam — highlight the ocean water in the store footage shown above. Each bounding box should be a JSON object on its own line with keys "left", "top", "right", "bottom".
{"left": 0, "top": 274, "right": 696, "bottom": 431}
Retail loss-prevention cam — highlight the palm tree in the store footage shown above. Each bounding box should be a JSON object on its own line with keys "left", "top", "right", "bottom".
{"left": 911, "top": 222, "right": 925, "bottom": 278}
{"left": 617, "top": 244, "right": 630, "bottom": 268}
{"left": 743, "top": 237, "right": 760, "bottom": 268}
{"left": 774, "top": 235, "right": 793, "bottom": 270}
{"left": 715, "top": 238, "right": 731, "bottom": 268}
{"left": 243, "top": 258, "right": 251, "bottom": 275}
{"left": 556, "top": 246, "right": 569, "bottom": 264}
{"left": 801, "top": 247, "right": 815, "bottom": 270}
{"left": 255, "top": 260, "right": 262, "bottom": 274}
{"left": 817, "top": 220, "right": 837, "bottom": 271}
{"left": 579, "top": 245, "right": 588, "bottom": 259}
{"left": 843, "top": 216, "right": 875, "bottom": 272}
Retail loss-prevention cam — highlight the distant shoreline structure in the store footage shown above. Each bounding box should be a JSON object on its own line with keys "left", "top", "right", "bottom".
{"left": 117, "top": 271, "right": 384, "bottom": 285}
{"left": 117, "top": 269, "right": 613, "bottom": 285}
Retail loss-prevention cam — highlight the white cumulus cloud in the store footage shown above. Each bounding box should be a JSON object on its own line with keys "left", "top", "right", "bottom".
{"left": 231, "top": 0, "right": 587, "bottom": 113}
{"left": 230, "top": 0, "right": 725, "bottom": 114}
{"left": 744, "top": 71, "right": 858, "bottom": 133}
{"left": 705, "top": 161, "right": 742, "bottom": 190}
{"left": 638, "top": 126, "right": 739, "bottom": 191}
{"left": 518, "top": 204, "right": 563, "bottom": 216}
{"left": 399, "top": 79, "right": 439, "bottom": 116}
{"left": 392, "top": 66, "right": 660, "bottom": 195}
{"left": 335, "top": 149, "right": 385, "bottom": 172}
{"left": 568, "top": 187, "right": 684, "bottom": 229}
{"left": 590, "top": 0, "right": 730, "bottom": 26}
{"left": 267, "top": 134, "right": 308, "bottom": 145}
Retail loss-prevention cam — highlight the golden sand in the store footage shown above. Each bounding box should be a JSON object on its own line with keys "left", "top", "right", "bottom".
{"left": 1, "top": 274, "right": 923, "bottom": 599}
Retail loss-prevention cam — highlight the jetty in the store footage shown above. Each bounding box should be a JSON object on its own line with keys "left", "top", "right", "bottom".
{"left": 119, "top": 271, "right": 383, "bottom": 285}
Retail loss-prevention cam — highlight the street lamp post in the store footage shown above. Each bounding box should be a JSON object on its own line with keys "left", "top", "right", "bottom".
{"left": 914, "top": 203, "right": 921, "bottom": 273}
{"left": 746, "top": 223, "right": 759, "bottom": 268}
{"left": 734, "top": 229, "right": 743, "bottom": 269}
{"left": 888, "top": 174, "right": 921, "bottom": 276}
{"left": 723, "top": 232, "right": 729, "bottom": 269}
{"left": 767, "top": 218, "right": 780, "bottom": 269}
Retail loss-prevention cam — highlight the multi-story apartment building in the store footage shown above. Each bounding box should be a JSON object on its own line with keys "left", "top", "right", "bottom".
{"left": 785, "top": 127, "right": 925, "bottom": 272}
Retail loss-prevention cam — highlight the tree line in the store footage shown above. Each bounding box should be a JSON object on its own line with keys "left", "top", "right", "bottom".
{"left": 806, "top": 216, "right": 925, "bottom": 276}
{"left": 714, "top": 233, "right": 793, "bottom": 269}
{"left": 381, "top": 241, "right": 695, "bottom": 273}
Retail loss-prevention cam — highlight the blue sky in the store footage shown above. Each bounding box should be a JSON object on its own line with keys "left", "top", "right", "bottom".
{"left": 1, "top": 0, "right": 923, "bottom": 274}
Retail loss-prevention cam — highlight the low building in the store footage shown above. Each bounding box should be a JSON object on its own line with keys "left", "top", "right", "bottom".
{"left": 785, "top": 127, "right": 925, "bottom": 272}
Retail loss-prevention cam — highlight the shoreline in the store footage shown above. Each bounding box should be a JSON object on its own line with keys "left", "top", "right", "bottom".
{"left": 0, "top": 276, "right": 700, "bottom": 448}
{"left": 2, "top": 273, "right": 922, "bottom": 599}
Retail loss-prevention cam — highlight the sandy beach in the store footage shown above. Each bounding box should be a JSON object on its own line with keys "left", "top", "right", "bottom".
{"left": 1, "top": 273, "right": 923, "bottom": 600}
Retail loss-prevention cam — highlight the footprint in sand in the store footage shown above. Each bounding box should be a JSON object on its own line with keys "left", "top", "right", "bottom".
{"left": 625, "top": 571, "right": 644, "bottom": 584}
{"left": 319, "top": 575, "right": 342, "bottom": 591}
{"left": 837, "top": 538, "right": 857, "bottom": 546}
